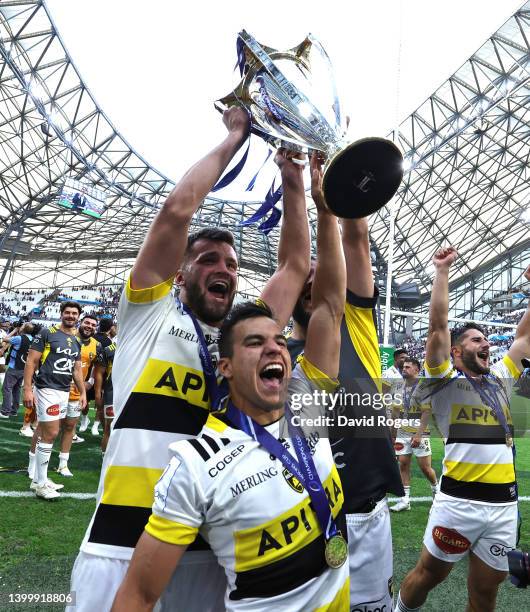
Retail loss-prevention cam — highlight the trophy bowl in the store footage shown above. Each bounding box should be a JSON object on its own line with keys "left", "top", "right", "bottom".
{"left": 216, "top": 30, "right": 403, "bottom": 218}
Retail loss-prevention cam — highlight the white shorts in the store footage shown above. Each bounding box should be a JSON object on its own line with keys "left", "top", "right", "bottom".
{"left": 34, "top": 387, "right": 69, "bottom": 422}
{"left": 395, "top": 434, "right": 431, "bottom": 458}
{"left": 69, "top": 549, "right": 226, "bottom": 612}
{"left": 347, "top": 498, "right": 394, "bottom": 611}
{"left": 423, "top": 494, "right": 518, "bottom": 571}
{"left": 66, "top": 400, "right": 82, "bottom": 419}
{"left": 104, "top": 404, "right": 115, "bottom": 419}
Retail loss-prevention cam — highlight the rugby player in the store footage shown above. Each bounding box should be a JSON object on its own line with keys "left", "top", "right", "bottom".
{"left": 396, "top": 247, "right": 530, "bottom": 612}
{"left": 23, "top": 301, "right": 87, "bottom": 500}
{"left": 288, "top": 217, "right": 403, "bottom": 609}
{"left": 112, "top": 154, "right": 348, "bottom": 611}
{"left": 93, "top": 340, "right": 116, "bottom": 455}
{"left": 0, "top": 322, "right": 35, "bottom": 418}
{"left": 390, "top": 357, "right": 437, "bottom": 512}
{"left": 56, "top": 314, "right": 101, "bottom": 476}
{"left": 70, "top": 106, "right": 311, "bottom": 612}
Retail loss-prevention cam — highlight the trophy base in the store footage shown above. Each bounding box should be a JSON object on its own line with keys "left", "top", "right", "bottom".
{"left": 322, "top": 138, "right": 403, "bottom": 218}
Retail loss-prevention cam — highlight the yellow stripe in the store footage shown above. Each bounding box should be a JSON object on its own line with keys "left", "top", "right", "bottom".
{"left": 234, "top": 465, "right": 343, "bottom": 572}
{"left": 101, "top": 465, "right": 163, "bottom": 507}
{"left": 314, "top": 576, "right": 350, "bottom": 612}
{"left": 444, "top": 460, "right": 515, "bottom": 484}
{"left": 40, "top": 342, "right": 51, "bottom": 366}
{"left": 503, "top": 355, "right": 521, "bottom": 380}
{"left": 125, "top": 274, "right": 174, "bottom": 304}
{"left": 132, "top": 358, "right": 209, "bottom": 408}
{"left": 145, "top": 514, "right": 198, "bottom": 546}
{"left": 205, "top": 413, "right": 228, "bottom": 433}
{"left": 343, "top": 302, "right": 381, "bottom": 390}
{"left": 299, "top": 357, "right": 339, "bottom": 393}
{"left": 425, "top": 359, "right": 452, "bottom": 377}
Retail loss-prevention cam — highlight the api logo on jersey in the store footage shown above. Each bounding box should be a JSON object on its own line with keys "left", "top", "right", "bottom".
{"left": 282, "top": 468, "right": 304, "bottom": 493}
{"left": 432, "top": 526, "right": 470, "bottom": 554}
{"left": 46, "top": 404, "right": 60, "bottom": 416}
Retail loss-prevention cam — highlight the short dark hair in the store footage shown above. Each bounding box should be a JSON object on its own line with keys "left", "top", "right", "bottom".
{"left": 450, "top": 323, "right": 485, "bottom": 346}
{"left": 81, "top": 314, "right": 98, "bottom": 324}
{"left": 60, "top": 301, "right": 82, "bottom": 314}
{"left": 393, "top": 348, "right": 408, "bottom": 358}
{"left": 185, "top": 228, "right": 235, "bottom": 259}
{"left": 98, "top": 318, "right": 114, "bottom": 333}
{"left": 404, "top": 357, "right": 421, "bottom": 370}
{"left": 219, "top": 301, "right": 274, "bottom": 358}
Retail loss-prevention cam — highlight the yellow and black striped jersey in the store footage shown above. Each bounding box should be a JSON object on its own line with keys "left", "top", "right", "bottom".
{"left": 30, "top": 326, "right": 81, "bottom": 392}
{"left": 69, "top": 336, "right": 101, "bottom": 401}
{"left": 81, "top": 276, "right": 220, "bottom": 559}
{"left": 146, "top": 405, "right": 349, "bottom": 610}
{"left": 96, "top": 342, "right": 116, "bottom": 406}
{"left": 416, "top": 355, "right": 521, "bottom": 504}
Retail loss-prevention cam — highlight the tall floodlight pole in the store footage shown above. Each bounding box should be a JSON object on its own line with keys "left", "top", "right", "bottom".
{"left": 383, "top": 201, "right": 396, "bottom": 346}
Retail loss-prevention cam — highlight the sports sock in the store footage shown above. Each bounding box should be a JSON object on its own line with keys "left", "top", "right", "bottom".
{"left": 35, "top": 440, "right": 53, "bottom": 486}
{"left": 28, "top": 451, "right": 36, "bottom": 480}
{"left": 58, "top": 452, "right": 69, "bottom": 469}
{"left": 395, "top": 592, "right": 421, "bottom": 612}
{"left": 403, "top": 485, "right": 411, "bottom": 502}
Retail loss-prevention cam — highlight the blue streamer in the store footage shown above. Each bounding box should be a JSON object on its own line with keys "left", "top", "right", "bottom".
{"left": 211, "top": 136, "right": 251, "bottom": 193}
{"left": 246, "top": 149, "right": 273, "bottom": 192}
{"left": 258, "top": 206, "right": 282, "bottom": 235}
{"left": 240, "top": 179, "right": 283, "bottom": 226}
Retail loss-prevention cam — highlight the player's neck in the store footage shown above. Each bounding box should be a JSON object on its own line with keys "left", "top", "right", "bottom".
{"left": 291, "top": 322, "right": 307, "bottom": 341}
{"left": 58, "top": 324, "right": 76, "bottom": 335}
{"left": 405, "top": 377, "right": 418, "bottom": 386}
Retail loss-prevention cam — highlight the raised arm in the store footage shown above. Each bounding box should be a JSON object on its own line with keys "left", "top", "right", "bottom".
{"left": 507, "top": 265, "right": 530, "bottom": 369}
{"left": 303, "top": 155, "right": 346, "bottom": 379}
{"left": 341, "top": 217, "right": 373, "bottom": 298}
{"left": 112, "top": 532, "right": 187, "bottom": 612}
{"left": 260, "top": 149, "right": 310, "bottom": 329}
{"left": 131, "top": 107, "right": 249, "bottom": 290}
{"left": 425, "top": 247, "right": 457, "bottom": 369}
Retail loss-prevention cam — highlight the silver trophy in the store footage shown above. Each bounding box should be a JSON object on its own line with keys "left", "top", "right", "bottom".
{"left": 216, "top": 31, "right": 403, "bottom": 218}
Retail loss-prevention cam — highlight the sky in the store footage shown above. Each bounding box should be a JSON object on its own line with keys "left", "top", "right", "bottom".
{"left": 46, "top": 0, "right": 525, "bottom": 193}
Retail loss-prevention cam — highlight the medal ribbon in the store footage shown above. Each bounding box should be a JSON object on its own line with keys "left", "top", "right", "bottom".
{"left": 225, "top": 400, "right": 339, "bottom": 542}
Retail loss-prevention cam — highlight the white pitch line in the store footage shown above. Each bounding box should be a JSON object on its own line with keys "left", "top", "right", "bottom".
{"left": 388, "top": 496, "right": 530, "bottom": 503}
{"left": 1, "top": 438, "right": 30, "bottom": 447}
{"left": 0, "top": 491, "right": 96, "bottom": 499}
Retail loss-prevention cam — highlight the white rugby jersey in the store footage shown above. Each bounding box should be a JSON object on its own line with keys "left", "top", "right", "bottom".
{"left": 81, "top": 276, "right": 219, "bottom": 559}
{"left": 417, "top": 355, "right": 521, "bottom": 505}
{"left": 146, "top": 407, "right": 349, "bottom": 611}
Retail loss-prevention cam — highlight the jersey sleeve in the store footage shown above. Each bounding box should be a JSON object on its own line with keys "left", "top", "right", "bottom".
{"left": 340, "top": 289, "right": 382, "bottom": 390}
{"left": 424, "top": 358, "right": 456, "bottom": 380}
{"left": 145, "top": 452, "right": 206, "bottom": 547}
{"left": 491, "top": 354, "right": 522, "bottom": 398}
{"left": 30, "top": 327, "right": 48, "bottom": 353}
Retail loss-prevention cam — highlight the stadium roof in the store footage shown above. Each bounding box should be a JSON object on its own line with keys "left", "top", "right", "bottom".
{"left": 0, "top": 0, "right": 529, "bottom": 296}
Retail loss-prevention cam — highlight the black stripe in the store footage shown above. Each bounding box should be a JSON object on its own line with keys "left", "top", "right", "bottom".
{"left": 188, "top": 439, "right": 211, "bottom": 462}
{"left": 448, "top": 423, "right": 513, "bottom": 440}
{"left": 114, "top": 393, "right": 208, "bottom": 435}
{"left": 201, "top": 433, "right": 221, "bottom": 453}
{"left": 230, "top": 534, "right": 328, "bottom": 600}
{"left": 88, "top": 503, "right": 210, "bottom": 551}
{"left": 346, "top": 287, "right": 378, "bottom": 309}
{"left": 220, "top": 438, "right": 231, "bottom": 446}
{"left": 447, "top": 437, "right": 510, "bottom": 445}
{"left": 440, "top": 476, "right": 517, "bottom": 503}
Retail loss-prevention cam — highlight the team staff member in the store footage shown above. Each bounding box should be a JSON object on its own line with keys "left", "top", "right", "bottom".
{"left": 396, "top": 249, "right": 530, "bottom": 612}
{"left": 113, "top": 156, "right": 348, "bottom": 611}
{"left": 70, "top": 107, "right": 311, "bottom": 612}
{"left": 390, "top": 357, "right": 437, "bottom": 512}
{"left": 288, "top": 217, "right": 403, "bottom": 609}
{"left": 56, "top": 314, "right": 101, "bottom": 477}
{"left": 93, "top": 340, "right": 116, "bottom": 455}
{"left": 24, "top": 301, "right": 87, "bottom": 500}
{"left": 0, "top": 322, "right": 35, "bottom": 418}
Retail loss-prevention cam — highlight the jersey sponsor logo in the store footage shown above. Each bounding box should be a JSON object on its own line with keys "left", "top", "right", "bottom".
{"left": 352, "top": 605, "right": 387, "bottom": 612}
{"left": 207, "top": 445, "right": 245, "bottom": 477}
{"left": 105, "top": 406, "right": 115, "bottom": 418}
{"left": 46, "top": 404, "right": 60, "bottom": 416}
{"left": 230, "top": 467, "right": 278, "bottom": 498}
{"left": 233, "top": 468, "right": 343, "bottom": 571}
{"left": 394, "top": 442, "right": 404, "bottom": 452}
{"left": 52, "top": 357, "right": 76, "bottom": 376}
{"left": 432, "top": 526, "right": 470, "bottom": 554}
{"left": 451, "top": 404, "right": 512, "bottom": 426}
{"left": 282, "top": 468, "right": 304, "bottom": 493}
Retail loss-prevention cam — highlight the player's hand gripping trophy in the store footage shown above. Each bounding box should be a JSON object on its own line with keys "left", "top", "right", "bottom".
{"left": 216, "top": 31, "right": 404, "bottom": 218}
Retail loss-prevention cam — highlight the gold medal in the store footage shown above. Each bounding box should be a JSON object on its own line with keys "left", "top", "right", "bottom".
{"left": 325, "top": 534, "right": 348, "bottom": 569}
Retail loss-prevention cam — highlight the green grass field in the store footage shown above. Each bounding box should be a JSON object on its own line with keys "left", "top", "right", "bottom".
{"left": 1, "top": 404, "right": 530, "bottom": 611}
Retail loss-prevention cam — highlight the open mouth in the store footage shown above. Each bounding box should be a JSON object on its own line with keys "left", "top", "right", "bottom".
{"left": 477, "top": 351, "right": 489, "bottom": 361}
{"left": 259, "top": 362, "right": 285, "bottom": 391}
{"left": 207, "top": 280, "right": 230, "bottom": 301}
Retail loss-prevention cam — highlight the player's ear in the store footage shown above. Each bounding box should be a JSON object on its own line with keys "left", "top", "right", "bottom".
{"left": 218, "top": 357, "right": 233, "bottom": 380}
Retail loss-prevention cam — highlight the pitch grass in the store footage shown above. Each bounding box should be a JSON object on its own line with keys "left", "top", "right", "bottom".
{"left": 1, "top": 408, "right": 530, "bottom": 610}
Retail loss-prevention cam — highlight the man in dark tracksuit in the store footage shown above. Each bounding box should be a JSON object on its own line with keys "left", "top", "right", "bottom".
{"left": 0, "top": 323, "right": 36, "bottom": 418}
